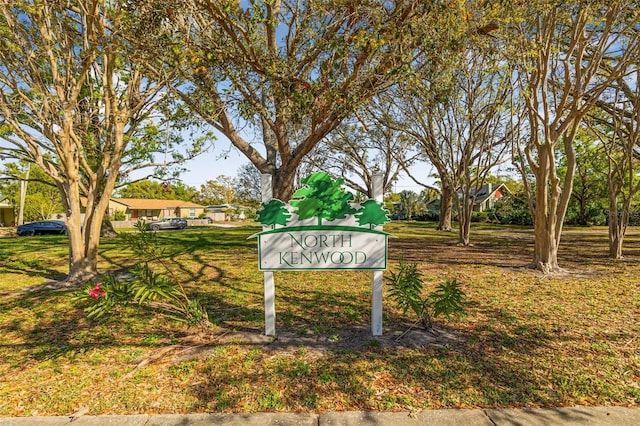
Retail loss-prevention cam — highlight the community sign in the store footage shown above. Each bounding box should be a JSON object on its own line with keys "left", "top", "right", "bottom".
{"left": 253, "top": 172, "right": 391, "bottom": 271}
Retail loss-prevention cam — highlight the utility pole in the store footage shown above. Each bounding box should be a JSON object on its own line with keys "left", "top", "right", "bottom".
{"left": 17, "top": 164, "right": 30, "bottom": 225}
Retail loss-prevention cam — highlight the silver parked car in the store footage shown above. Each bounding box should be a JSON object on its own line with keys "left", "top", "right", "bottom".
{"left": 145, "top": 217, "right": 188, "bottom": 231}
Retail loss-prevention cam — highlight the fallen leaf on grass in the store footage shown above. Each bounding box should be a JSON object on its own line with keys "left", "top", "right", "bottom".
{"left": 69, "top": 406, "right": 89, "bottom": 421}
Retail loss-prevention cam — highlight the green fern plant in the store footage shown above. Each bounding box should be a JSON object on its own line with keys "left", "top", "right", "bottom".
{"left": 386, "top": 259, "right": 432, "bottom": 329}
{"left": 431, "top": 278, "right": 466, "bottom": 320}
{"left": 386, "top": 260, "right": 466, "bottom": 331}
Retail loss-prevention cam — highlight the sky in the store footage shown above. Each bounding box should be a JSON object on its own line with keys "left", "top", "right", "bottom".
{"left": 174, "top": 135, "right": 437, "bottom": 194}
{"left": 0, "top": 119, "right": 435, "bottom": 196}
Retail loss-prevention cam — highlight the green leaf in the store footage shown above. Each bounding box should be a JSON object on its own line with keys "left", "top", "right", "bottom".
{"left": 431, "top": 278, "right": 466, "bottom": 319}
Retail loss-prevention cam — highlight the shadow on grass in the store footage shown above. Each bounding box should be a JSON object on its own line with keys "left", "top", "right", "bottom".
{"left": 389, "top": 228, "right": 640, "bottom": 271}
{"left": 1, "top": 224, "right": 638, "bottom": 412}
{"left": 0, "top": 290, "right": 114, "bottom": 363}
{"left": 0, "top": 235, "right": 70, "bottom": 283}
{"left": 182, "top": 315, "right": 581, "bottom": 411}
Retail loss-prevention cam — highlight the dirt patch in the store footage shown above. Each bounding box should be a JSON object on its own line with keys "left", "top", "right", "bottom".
{"left": 0, "top": 227, "right": 16, "bottom": 238}
{"left": 265, "top": 324, "right": 464, "bottom": 355}
{"left": 157, "top": 324, "right": 465, "bottom": 364}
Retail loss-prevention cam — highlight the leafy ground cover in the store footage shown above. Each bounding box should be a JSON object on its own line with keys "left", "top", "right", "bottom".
{"left": 0, "top": 223, "right": 638, "bottom": 416}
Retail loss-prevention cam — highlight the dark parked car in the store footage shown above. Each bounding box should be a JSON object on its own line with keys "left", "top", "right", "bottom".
{"left": 17, "top": 220, "right": 68, "bottom": 236}
{"left": 145, "top": 217, "right": 187, "bottom": 231}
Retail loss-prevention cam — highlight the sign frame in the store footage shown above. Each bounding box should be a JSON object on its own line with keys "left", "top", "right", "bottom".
{"left": 255, "top": 172, "right": 390, "bottom": 336}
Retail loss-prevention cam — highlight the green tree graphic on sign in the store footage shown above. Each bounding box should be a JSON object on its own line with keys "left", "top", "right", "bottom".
{"left": 256, "top": 199, "right": 291, "bottom": 228}
{"left": 290, "top": 172, "right": 356, "bottom": 225}
{"left": 355, "top": 199, "right": 390, "bottom": 229}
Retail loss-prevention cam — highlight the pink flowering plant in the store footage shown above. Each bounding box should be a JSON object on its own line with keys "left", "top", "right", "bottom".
{"left": 88, "top": 283, "right": 106, "bottom": 300}
{"left": 73, "top": 221, "right": 209, "bottom": 329}
{"left": 74, "top": 273, "right": 138, "bottom": 320}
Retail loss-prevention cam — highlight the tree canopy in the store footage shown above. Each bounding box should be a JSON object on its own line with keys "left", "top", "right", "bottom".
{"left": 117, "top": 180, "right": 198, "bottom": 202}
{"left": 146, "top": 0, "right": 470, "bottom": 200}
{"left": 0, "top": 1, "right": 204, "bottom": 282}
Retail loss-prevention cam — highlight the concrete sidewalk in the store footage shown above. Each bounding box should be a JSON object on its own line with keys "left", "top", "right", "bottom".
{"left": 1, "top": 406, "right": 638, "bottom": 425}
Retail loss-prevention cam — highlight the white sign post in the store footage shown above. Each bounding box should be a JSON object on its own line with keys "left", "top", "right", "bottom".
{"left": 261, "top": 173, "right": 276, "bottom": 336}
{"left": 371, "top": 174, "right": 384, "bottom": 336}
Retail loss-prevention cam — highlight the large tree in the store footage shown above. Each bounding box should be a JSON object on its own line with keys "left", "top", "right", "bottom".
{"left": 197, "top": 175, "right": 237, "bottom": 206}
{"left": 588, "top": 73, "right": 640, "bottom": 259}
{"left": 305, "top": 114, "right": 416, "bottom": 199}
{"left": 507, "top": 0, "right": 639, "bottom": 273}
{"left": 0, "top": 1, "right": 198, "bottom": 283}
{"left": 153, "top": 0, "right": 469, "bottom": 201}
{"left": 457, "top": 51, "right": 513, "bottom": 246}
{"left": 389, "top": 48, "right": 512, "bottom": 239}
{"left": 433, "top": 47, "right": 512, "bottom": 245}
{"left": 380, "top": 4, "right": 503, "bottom": 232}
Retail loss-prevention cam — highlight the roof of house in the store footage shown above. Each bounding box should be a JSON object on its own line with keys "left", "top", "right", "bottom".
{"left": 115, "top": 198, "right": 204, "bottom": 209}
{"left": 206, "top": 203, "right": 240, "bottom": 212}
{"left": 469, "top": 183, "right": 511, "bottom": 204}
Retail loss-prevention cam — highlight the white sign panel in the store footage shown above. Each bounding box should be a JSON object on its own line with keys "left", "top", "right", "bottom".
{"left": 258, "top": 227, "right": 388, "bottom": 271}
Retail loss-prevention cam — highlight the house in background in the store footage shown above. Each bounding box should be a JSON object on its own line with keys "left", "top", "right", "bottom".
{"left": 469, "top": 183, "right": 511, "bottom": 212}
{"left": 109, "top": 198, "right": 206, "bottom": 221}
{"left": 206, "top": 204, "right": 247, "bottom": 222}
{"left": 0, "top": 198, "right": 15, "bottom": 226}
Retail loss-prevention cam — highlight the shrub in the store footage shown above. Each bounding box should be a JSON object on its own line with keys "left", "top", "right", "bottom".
{"left": 386, "top": 260, "right": 466, "bottom": 331}
{"left": 111, "top": 210, "right": 126, "bottom": 221}
{"left": 471, "top": 211, "right": 489, "bottom": 223}
{"left": 490, "top": 192, "right": 533, "bottom": 226}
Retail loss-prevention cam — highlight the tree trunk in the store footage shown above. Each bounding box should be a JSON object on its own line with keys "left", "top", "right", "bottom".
{"left": 437, "top": 184, "right": 454, "bottom": 231}
{"left": 607, "top": 193, "right": 629, "bottom": 260}
{"left": 530, "top": 144, "right": 564, "bottom": 274}
{"left": 609, "top": 223, "right": 624, "bottom": 259}
{"left": 66, "top": 204, "right": 100, "bottom": 284}
{"left": 532, "top": 226, "right": 560, "bottom": 273}
{"left": 272, "top": 166, "right": 298, "bottom": 202}
{"left": 531, "top": 169, "right": 562, "bottom": 274}
{"left": 458, "top": 190, "right": 472, "bottom": 246}
{"left": 100, "top": 216, "right": 118, "bottom": 238}
{"left": 66, "top": 255, "right": 99, "bottom": 284}
{"left": 66, "top": 202, "right": 112, "bottom": 284}
{"left": 62, "top": 135, "right": 122, "bottom": 284}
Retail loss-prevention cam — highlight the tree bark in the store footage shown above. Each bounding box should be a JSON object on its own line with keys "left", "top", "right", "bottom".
{"left": 458, "top": 188, "right": 472, "bottom": 246}
{"left": 609, "top": 222, "right": 624, "bottom": 259}
{"left": 65, "top": 188, "right": 100, "bottom": 284}
{"left": 607, "top": 191, "right": 630, "bottom": 259}
{"left": 437, "top": 184, "right": 454, "bottom": 231}
{"left": 532, "top": 226, "right": 560, "bottom": 274}
{"left": 101, "top": 216, "right": 118, "bottom": 238}
{"left": 530, "top": 144, "right": 564, "bottom": 274}
{"left": 272, "top": 166, "right": 298, "bottom": 202}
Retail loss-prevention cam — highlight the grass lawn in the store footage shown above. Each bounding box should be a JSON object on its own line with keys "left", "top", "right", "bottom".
{"left": 0, "top": 222, "right": 638, "bottom": 415}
